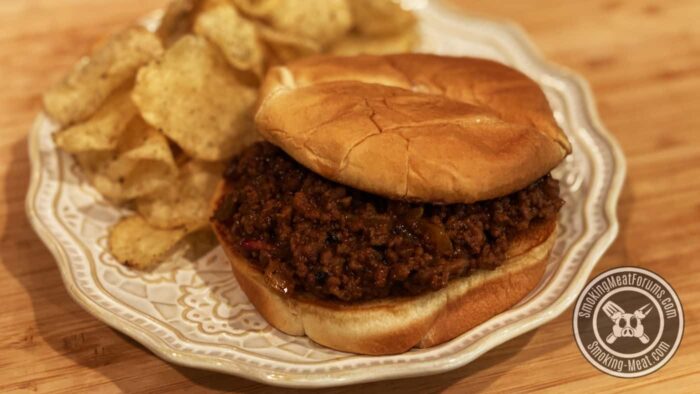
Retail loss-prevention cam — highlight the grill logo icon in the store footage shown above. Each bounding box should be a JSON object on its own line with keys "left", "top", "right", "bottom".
{"left": 573, "top": 267, "right": 683, "bottom": 378}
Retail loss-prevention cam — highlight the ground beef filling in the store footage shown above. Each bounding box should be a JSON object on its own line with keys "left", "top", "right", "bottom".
{"left": 212, "top": 142, "right": 564, "bottom": 302}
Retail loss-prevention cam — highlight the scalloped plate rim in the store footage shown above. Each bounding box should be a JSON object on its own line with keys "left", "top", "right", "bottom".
{"left": 25, "top": 1, "right": 625, "bottom": 388}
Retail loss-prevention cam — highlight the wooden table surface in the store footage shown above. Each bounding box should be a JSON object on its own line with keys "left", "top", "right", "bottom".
{"left": 1, "top": 0, "right": 699, "bottom": 392}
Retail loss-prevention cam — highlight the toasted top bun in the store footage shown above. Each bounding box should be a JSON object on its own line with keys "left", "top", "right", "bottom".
{"left": 254, "top": 54, "right": 571, "bottom": 204}
{"left": 212, "top": 175, "right": 557, "bottom": 354}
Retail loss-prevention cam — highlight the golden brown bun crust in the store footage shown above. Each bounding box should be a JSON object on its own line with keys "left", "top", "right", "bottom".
{"left": 211, "top": 182, "right": 557, "bottom": 355}
{"left": 255, "top": 54, "right": 571, "bottom": 203}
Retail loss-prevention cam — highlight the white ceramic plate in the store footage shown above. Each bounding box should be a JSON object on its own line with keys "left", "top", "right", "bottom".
{"left": 26, "top": 1, "right": 625, "bottom": 388}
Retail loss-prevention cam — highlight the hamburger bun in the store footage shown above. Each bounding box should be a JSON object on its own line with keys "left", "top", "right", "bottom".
{"left": 212, "top": 54, "right": 569, "bottom": 355}
{"left": 255, "top": 54, "right": 571, "bottom": 204}
{"left": 212, "top": 181, "right": 558, "bottom": 355}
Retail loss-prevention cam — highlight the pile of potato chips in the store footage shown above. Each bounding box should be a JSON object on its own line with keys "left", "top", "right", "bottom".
{"left": 43, "top": 0, "right": 418, "bottom": 269}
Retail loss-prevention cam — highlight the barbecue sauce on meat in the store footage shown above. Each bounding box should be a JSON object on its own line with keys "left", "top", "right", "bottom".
{"left": 212, "top": 142, "right": 563, "bottom": 302}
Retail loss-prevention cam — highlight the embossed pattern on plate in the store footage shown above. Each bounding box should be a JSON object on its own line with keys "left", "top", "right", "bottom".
{"left": 26, "top": 1, "right": 625, "bottom": 388}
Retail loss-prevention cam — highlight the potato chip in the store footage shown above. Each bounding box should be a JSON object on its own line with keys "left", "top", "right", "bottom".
{"left": 157, "top": 0, "right": 203, "bottom": 47}
{"left": 157, "top": 0, "right": 229, "bottom": 46}
{"left": 76, "top": 117, "right": 177, "bottom": 202}
{"left": 200, "top": 0, "right": 232, "bottom": 10}
{"left": 136, "top": 160, "right": 224, "bottom": 231}
{"left": 132, "top": 34, "right": 257, "bottom": 161}
{"left": 231, "top": 0, "right": 279, "bottom": 18}
{"left": 108, "top": 215, "right": 188, "bottom": 269}
{"left": 349, "top": 0, "right": 417, "bottom": 37}
{"left": 329, "top": 28, "right": 419, "bottom": 56}
{"left": 250, "top": 0, "right": 352, "bottom": 48}
{"left": 52, "top": 85, "right": 136, "bottom": 153}
{"left": 194, "top": 3, "right": 265, "bottom": 76}
{"left": 43, "top": 27, "right": 163, "bottom": 126}
{"left": 255, "top": 24, "right": 322, "bottom": 64}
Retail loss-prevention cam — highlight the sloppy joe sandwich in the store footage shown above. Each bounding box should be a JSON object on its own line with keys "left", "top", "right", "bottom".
{"left": 211, "top": 54, "right": 572, "bottom": 355}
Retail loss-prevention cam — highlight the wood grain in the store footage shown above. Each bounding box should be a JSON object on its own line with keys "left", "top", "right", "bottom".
{"left": 1, "top": 0, "right": 699, "bottom": 392}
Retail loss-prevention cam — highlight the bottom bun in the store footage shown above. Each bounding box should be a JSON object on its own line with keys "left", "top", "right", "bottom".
{"left": 212, "top": 200, "right": 557, "bottom": 355}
